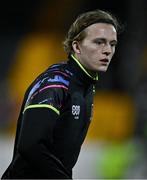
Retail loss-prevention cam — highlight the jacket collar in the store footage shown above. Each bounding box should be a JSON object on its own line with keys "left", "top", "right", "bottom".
{"left": 68, "top": 54, "right": 98, "bottom": 84}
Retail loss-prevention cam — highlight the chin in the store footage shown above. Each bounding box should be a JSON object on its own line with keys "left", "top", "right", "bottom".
{"left": 97, "top": 66, "right": 108, "bottom": 72}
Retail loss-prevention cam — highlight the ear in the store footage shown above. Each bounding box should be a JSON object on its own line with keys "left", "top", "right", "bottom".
{"left": 72, "top": 40, "right": 81, "bottom": 54}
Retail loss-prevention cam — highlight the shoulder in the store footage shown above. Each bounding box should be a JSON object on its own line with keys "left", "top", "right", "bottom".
{"left": 46, "top": 61, "right": 73, "bottom": 79}
{"left": 42, "top": 61, "right": 72, "bottom": 90}
{"left": 29, "top": 61, "right": 72, "bottom": 89}
{"left": 25, "top": 61, "right": 72, "bottom": 104}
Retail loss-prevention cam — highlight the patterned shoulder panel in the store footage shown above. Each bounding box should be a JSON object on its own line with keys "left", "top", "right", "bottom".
{"left": 46, "top": 62, "right": 73, "bottom": 79}
{"left": 24, "top": 62, "right": 72, "bottom": 114}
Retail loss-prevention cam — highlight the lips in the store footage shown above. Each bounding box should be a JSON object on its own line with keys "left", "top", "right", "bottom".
{"left": 100, "top": 58, "right": 109, "bottom": 63}
{"left": 99, "top": 59, "right": 109, "bottom": 67}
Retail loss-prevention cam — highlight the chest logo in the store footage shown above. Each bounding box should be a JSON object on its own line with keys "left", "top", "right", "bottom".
{"left": 72, "top": 105, "right": 80, "bottom": 119}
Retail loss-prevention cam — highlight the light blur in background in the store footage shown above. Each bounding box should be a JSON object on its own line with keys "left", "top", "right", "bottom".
{"left": 0, "top": 0, "right": 147, "bottom": 178}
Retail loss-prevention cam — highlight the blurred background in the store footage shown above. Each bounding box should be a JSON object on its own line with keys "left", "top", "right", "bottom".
{"left": 0, "top": 0, "right": 147, "bottom": 178}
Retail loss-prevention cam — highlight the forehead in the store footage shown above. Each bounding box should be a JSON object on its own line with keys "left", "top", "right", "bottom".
{"left": 85, "top": 23, "right": 117, "bottom": 40}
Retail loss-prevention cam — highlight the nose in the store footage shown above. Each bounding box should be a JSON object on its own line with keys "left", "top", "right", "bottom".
{"left": 102, "top": 44, "right": 112, "bottom": 56}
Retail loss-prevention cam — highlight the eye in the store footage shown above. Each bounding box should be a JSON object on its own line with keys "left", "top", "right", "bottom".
{"left": 110, "top": 41, "right": 117, "bottom": 47}
{"left": 110, "top": 44, "right": 116, "bottom": 48}
{"left": 94, "top": 40, "right": 105, "bottom": 45}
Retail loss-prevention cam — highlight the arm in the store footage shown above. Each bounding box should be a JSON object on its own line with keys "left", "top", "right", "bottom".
{"left": 17, "top": 76, "right": 70, "bottom": 178}
{"left": 18, "top": 107, "right": 70, "bottom": 178}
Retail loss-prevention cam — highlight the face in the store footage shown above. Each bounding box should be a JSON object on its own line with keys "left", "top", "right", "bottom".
{"left": 72, "top": 23, "right": 117, "bottom": 72}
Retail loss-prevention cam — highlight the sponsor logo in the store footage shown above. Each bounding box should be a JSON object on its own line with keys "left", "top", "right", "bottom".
{"left": 72, "top": 105, "right": 80, "bottom": 119}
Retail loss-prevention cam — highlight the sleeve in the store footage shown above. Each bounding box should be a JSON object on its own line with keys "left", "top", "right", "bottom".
{"left": 17, "top": 81, "right": 70, "bottom": 178}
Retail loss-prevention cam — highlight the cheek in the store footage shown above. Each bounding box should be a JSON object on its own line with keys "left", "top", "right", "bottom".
{"left": 111, "top": 49, "right": 115, "bottom": 58}
{"left": 81, "top": 44, "right": 101, "bottom": 57}
{"left": 81, "top": 48, "right": 95, "bottom": 58}
{"left": 112, "top": 47, "right": 116, "bottom": 54}
{"left": 87, "top": 47, "right": 101, "bottom": 55}
{"left": 91, "top": 49, "right": 102, "bottom": 58}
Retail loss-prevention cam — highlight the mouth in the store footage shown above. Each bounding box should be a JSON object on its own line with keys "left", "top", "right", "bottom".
{"left": 99, "top": 58, "right": 109, "bottom": 65}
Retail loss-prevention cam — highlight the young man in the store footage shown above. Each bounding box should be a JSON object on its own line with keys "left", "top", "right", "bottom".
{"left": 2, "top": 9, "right": 120, "bottom": 179}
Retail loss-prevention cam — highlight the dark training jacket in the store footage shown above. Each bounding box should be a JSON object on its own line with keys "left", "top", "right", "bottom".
{"left": 1, "top": 55, "right": 98, "bottom": 179}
